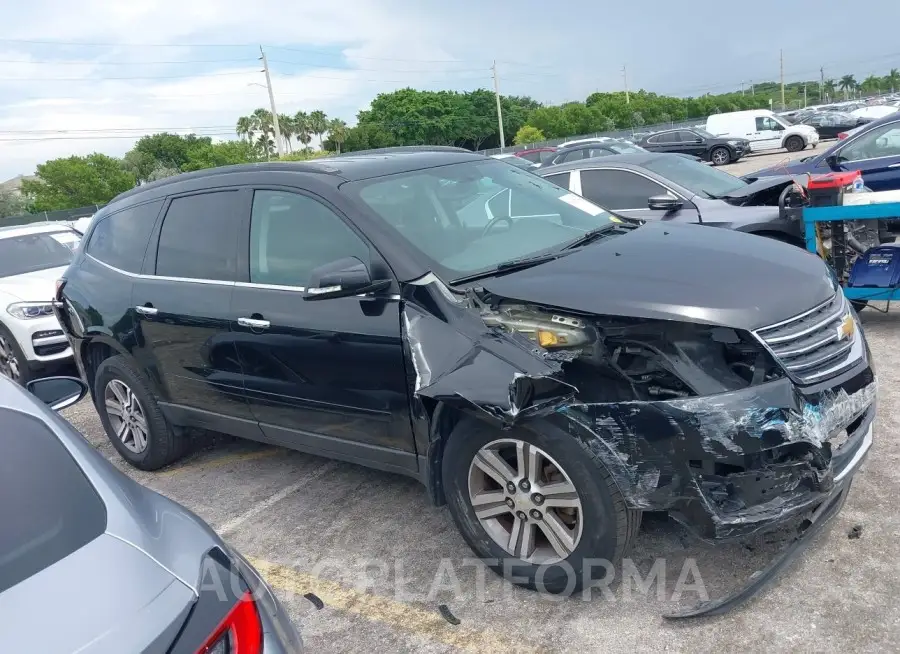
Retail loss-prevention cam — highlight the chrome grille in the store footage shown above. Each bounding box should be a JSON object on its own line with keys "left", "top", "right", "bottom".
{"left": 755, "top": 292, "right": 859, "bottom": 384}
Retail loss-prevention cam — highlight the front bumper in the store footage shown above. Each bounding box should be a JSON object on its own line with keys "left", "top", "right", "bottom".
{"left": 555, "top": 359, "right": 876, "bottom": 542}
{"left": 3, "top": 313, "right": 72, "bottom": 366}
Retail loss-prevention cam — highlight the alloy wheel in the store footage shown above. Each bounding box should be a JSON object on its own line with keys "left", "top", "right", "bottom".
{"left": 0, "top": 334, "right": 21, "bottom": 381}
{"left": 711, "top": 149, "right": 729, "bottom": 165}
{"left": 467, "top": 438, "right": 584, "bottom": 564}
{"left": 105, "top": 379, "right": 149, "bottom": 454}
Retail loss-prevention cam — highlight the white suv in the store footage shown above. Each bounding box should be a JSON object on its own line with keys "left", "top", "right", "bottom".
{"left": 0, "top": 223, "right": 81, "bottom": 384}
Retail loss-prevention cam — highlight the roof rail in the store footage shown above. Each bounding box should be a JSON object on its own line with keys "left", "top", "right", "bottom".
{"left": 326, "top": 145, "right": 474, "bottom": 158}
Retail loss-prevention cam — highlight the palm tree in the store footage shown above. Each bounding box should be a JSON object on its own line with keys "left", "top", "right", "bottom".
{"left": 278, "top": 114, "right": 295, "bottom": 153}
{"left": 861, "top": 75, "right": 881, "bottom": 95}
{"left": 885, "top": 68, "right": 900, "bottom": 93}
{"left": 236, "top": 116, "right": 253, "bottom": 142}
{"left": 839, "top": 75, "right": 857, "bottom": 100}
{"left": 293, "top": 111, "right": 312, "bottom": 149}
{"left": 308, "top": 110, "right": 328, "bottom": 149}
{"left": 328, "top": 118, "right": 348, "bottom": 154}
{"left": 823, "top": 79, "right": 836, "bottom": 102}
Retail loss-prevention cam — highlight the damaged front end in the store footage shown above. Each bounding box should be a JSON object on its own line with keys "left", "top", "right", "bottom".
{"left": 404, "top": 275, "right": 876, "bottom": 543}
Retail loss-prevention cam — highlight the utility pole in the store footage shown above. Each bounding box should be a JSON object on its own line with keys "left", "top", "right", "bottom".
{"left": 820, "top": 66, "right": 825, "bottom": 101}
{"left": 491, "top": 61, "right": 505, "bottom": 151}
{"left": 622, "top": 65, "right": 630, "bottom": 104}
{"left": 259, "top": 46, "right": 284, "bottom": 158}
{"left": 803, "top": 83, "right": 807, "bottom": 108}
{"left": 741, "top": 80, "right": 745, "bottom": 95}
{"left": 750, "top": 80, "right": 755, "bottom": 95}
{"left": 780, "top": 49, "right": 785, "bottom": 110}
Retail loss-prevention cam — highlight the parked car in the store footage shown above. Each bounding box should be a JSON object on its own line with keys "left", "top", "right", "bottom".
{"left": 55, "top": 150, "right": 875, "bottom": 602}
{"left": 635, "top": 128, "right": 749, "bottom": 165}
{"left": 0, "top": 373, "right": 303, "bottom": 653}
{"left": 707, "top": 109, "right": 820, "bottom": 153}
{"left": 515, "top": 147, "right": 557, "bottom": 164}
{"left": 546, "top": 139, "right": 647, "bottom": 165}
{"left": 749, "top": 112, "right": 900, "bottom": 192}
{"left": 0, "top": 223, "right": 82, "bottom": 384}
{"left": 538, "top": 152, "right": 810, "bottom": 243}
{"left": 850, "top": 105, "right": 899, "bottom": 122}
{"left": 490, "top": 153, "right": 538, "bottom": 170}
{"left": 792, "top": 112, "right": 862, "bottom": 139}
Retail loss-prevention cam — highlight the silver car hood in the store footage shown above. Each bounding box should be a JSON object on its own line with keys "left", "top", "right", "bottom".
{"left": 0, "top": 533, "right": 194, "bottom": 654}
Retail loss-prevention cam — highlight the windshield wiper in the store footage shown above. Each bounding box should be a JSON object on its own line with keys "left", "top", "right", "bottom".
{"left": 563, "top": 223, "right": 631, "bottom": 250}
{"left": 450, "top": 252, "right": 563, "bottom": 284}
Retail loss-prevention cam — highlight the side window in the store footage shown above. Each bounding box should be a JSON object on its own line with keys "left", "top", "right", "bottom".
{"left": 85, "top": 200, "right": 162, "bottom": 273}
{"left": 250, "top": 190, "right": 369, "bottom": 288}
{"left": 841, "top": 124, "right": 900, "bottom": 162}
{"left": 659, "top": 132, "right": 680, "bottom": 144}
{"left": 580, "top": 170, "right": 668, "bottom": 210}
{"left": 560, "top": 149, "right": 585, "bottom": 163}
{"left": 679, "top": 131, "right": 700, "bottom": 142}
{"left": 517, "top": 151, "right": 543, "bottom": 163}
{"left": 588, "top": 147, "right": 613, "bottom": 158}
{"left": 543, "top": 172, "right": 571, "bottom": 189}
{"left": 155, "top": 191, "right": 241, "bottom": 281}
{"left": 647, "top": 135, "right": 661, "bottom": 144}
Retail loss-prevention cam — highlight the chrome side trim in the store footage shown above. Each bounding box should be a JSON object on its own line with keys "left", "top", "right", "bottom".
{"left": 834, "top": 424, "right": 873, "bottom": 483}
{"left": 31, "top": 335, "right": 68, "bottom": 346}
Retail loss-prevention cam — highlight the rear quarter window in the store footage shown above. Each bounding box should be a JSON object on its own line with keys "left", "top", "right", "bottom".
{"left": 86, "top": 200, "right": 163, "bottom": 273}
{"left": 0, "top": 408, "right": 107, "bottom": 593}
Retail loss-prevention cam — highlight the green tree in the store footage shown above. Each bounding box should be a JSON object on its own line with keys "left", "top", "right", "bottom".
{"left": 293, "top": 111, "right": 312, "bottom": 149}
{"left": 839, "top": 75, "right": 857, "bottom": 99}
{"left": 308, "top": 110, "right": 328, "bottom": 149}
{"left": 513, "top": 125, "right": 545, "bottom": 145}
{"left": 327, "top": 118, "right": 348, "bottom": 153}
{"left": 860, "top": 75, "right": 881, "bottom": 94}
{"left": 278, "top": 114, "right": 295, "bottom": 152}
{"left": 0, "top": 189, "right": 28, "bottom": 218}
{"left": 236, "top": 116, "right": 253, "bottom": 142}
{"left": 884, "top": 69, "right": 899, "bottom": 93}
{"left": 181, "top": 140, "right": 260, "bottom": 172}
{"left": 125, "top": 132, "right": 213, "bottom": 181}
{"left": 823, "top": 79, "right": 836, "bottom": 102}
{"left": 21, "top": 153, "right": 135, "bottom": 211}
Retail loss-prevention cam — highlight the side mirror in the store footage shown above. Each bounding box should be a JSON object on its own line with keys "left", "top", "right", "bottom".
{"left": 26, "top": 376, "right": 88, "bottom": 411}
{"left": 303, "top": 256, "right": 391, "bottom": 301}
{"left": 648, "top": 194, "right": 683, "bottom": 212}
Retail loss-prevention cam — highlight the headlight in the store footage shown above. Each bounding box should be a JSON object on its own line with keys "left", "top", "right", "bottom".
{"left": 482, "top": 305, "right": 595, "bottom": 350}
{"left": 7, "top": 302, "right": 55, "bottom": 320}
{"left": 728, "top": 140, "right": 739, "bottom": 145}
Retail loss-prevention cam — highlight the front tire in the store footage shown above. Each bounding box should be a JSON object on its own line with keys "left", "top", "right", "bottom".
{"left": 94, "top": 355, "right": 186, "bottom": 470}
{"left": 785, "top": 136, "right": 805, "bottom": 152}
{"left": 442, "top": 417, "right": 640, "bottom": 594}
{"left": 0, "top": 323, "right": 34, "bottom": 386}
{"left": 710, "top": 146, "right": 731, "bottom": 166}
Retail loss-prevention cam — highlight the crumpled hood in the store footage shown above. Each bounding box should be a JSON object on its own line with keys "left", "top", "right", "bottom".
{"left": 0, "top": 265, "right": 67, "bottom": 302}
{"left": 720, "top": 174, "right": 806, "bottom": 201}
{"left": 482, "top": 222, "right": 835, "bottom": 330}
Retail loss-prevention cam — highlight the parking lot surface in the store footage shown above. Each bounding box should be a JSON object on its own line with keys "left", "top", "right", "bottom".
{"left": 59, "top": 291, "right": 899, "bottom": 653}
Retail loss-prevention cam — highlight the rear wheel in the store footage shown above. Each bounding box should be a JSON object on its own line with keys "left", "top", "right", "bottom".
{"left": 710, "top": 146, "right": 731, "bottom": 166}
{"left": 442, "top": 417, "right": 640, "bottom": 594}
{"left": 95, "top": 355, "right": 186, "bottom": 470}
{"left": 785, "top": 136, "right": 805, "bottom": 152}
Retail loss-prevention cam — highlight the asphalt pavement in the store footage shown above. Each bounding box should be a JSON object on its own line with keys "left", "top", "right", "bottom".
{"left": 57, "top": 142, "right": 900, "bottom": 653}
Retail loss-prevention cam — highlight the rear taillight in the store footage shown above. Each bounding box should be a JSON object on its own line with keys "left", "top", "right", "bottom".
{"left": 195, "top": 591, "right": 262, "bottom": 654}
{"left": 838, "top": 132, "right": 848, "bottom": 140}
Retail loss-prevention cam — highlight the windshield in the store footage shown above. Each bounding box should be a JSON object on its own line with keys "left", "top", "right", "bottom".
{"left": 643, "top": 155, "right": 747, "bottom": 197}
{"left": 691, "top": 128, "right": 717, "bottom": 139}
{"left": 350, "top": 160, "right": 620, "bottom": 280}
{"left": 0, "top": 230, "right": 80, "bottom": 278}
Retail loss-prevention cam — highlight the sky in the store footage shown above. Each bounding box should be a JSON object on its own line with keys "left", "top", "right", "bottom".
{"left": 1, "top": 0, "right": 899, "bottom": 180}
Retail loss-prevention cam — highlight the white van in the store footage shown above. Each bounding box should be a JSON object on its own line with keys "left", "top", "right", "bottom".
{"left": 706, "top": 109, "right": 819, "bottom": 153}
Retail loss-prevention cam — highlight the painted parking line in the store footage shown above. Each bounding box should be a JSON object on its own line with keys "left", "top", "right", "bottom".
{"left": 157, "top": 448, "right": 282, "bottom": 478}
{"left": 248, "top": 558, "right": 543, "bottom": 654}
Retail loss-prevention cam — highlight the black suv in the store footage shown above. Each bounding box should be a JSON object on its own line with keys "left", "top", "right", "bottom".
{"left": 56, "top": 149, "right": 875, "bottom": 604}
{"left": 637, "top": 128, "right": 749, "bottom": 165}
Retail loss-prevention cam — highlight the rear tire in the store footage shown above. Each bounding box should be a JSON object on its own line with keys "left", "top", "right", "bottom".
{"left": 785, "top": 136, "right": 805, "bottom": 152}
{"left": 442, "top": 416, "right": 640, "bottom": 594}
{"left": 710, "top": 146, "right": 731, "bottom": 166}
{"left": 94, "top": 355, "right": 186, "bottom": 470}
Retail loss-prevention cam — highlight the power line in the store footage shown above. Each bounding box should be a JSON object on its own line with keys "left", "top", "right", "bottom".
{"left": 0, "top": 71, "right": 254, "bottom": 81}
{"left": 0, "top": 57, "right": 259, "bottom": 66}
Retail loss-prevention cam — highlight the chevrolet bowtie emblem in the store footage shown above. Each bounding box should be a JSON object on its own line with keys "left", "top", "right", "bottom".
{"left": 837, "top": 313, "right": 856, "bottom": 341}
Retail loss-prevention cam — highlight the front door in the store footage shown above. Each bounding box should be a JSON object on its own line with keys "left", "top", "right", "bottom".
{"left": 576, "top": 168, "right": 701, "bottom": 223}
{"left": 131, "top": 189, "right": 256, "bottom": 427}
{"left": 229, "top": 188, "right": 415, "bottom": 472}
{"left": 752, "top": 116, "right": 784, "bottom": 151}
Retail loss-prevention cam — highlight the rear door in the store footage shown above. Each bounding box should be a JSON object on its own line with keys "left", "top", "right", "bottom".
{"left": 131, "top": 189, "right": 255, "bottom": 425}
{"left": 229, "top": 187, "right": 415, "bottom": 472}
{"left": 577, "top": 168, "right": 701, "bottom": 223}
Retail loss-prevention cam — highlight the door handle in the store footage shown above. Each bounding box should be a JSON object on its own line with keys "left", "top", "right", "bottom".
{"left": 238, "top": 317, "right": 271, "bottom": 329}
{"left": 135, "top": 305, "right": 158, "bottom": 316}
